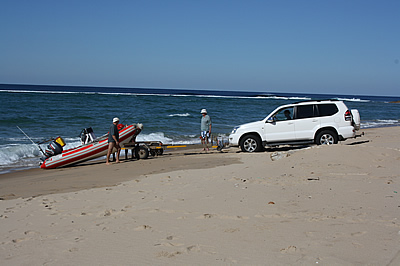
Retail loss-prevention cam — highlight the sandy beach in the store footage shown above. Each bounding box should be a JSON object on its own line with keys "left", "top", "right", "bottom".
{"left": 1, "top": 127, "right": 400, "bottom": 265}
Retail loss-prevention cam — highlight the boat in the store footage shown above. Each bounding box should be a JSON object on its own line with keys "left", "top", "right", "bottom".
{"left": 40, "top": 123, "right": 143, "bottom": 169}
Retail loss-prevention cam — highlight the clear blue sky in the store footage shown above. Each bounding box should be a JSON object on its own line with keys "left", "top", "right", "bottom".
{"left": 1, "top": 0, "right": 399, "bottom": 96}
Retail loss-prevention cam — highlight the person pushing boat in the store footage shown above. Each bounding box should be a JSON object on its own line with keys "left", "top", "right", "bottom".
{"left": 106, "top": 117, "right": 121, "bottom": 165}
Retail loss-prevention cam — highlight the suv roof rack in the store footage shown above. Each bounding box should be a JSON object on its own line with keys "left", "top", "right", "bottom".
{"left": 293, "top": 99, "right": 340, "bottom": 104}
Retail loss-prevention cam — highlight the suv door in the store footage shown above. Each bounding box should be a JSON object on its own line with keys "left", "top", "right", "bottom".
{"left": 294, "top": 104, "right": 320, "bottom": 140}
{"left": 264, "top": 106, "right": 295, "bottom": 142}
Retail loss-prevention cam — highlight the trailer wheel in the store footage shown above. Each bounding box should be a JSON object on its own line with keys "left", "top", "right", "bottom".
{"left": 135, "top": 146, "right": 149, "bottom": 159}
{"left": 156, "top": 149, "right": 164, "bottom": 155}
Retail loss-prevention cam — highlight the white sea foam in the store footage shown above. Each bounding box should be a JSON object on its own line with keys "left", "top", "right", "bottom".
{"left": 0, "top": 143, "right": 42, "bottom": 174}
{"left": 0, "top": 144, "right": 40, "bottom": 166}
{"left": 136, "top": 132, "right": 173, "bottom": 143}
{"left": 361, "top": 120, "right": 400, "bottom": 128}
{"left": 0, "top": 139, "right": 82, "bottom": 168}
{"left": 255, "top": 96, "right": 312, "bottom": 100}
{"left": 136, "top": 132, "right": 200, "bottom": 145}
{"left": 1, "top": 89, "right": 310, "bottom": 100}
{"left": 1, "top": 89, "right": 83, "bottom": 94}
{"left": 168, "top": 113, "right": 191, "bottom": 117}
{"left": 336, "top": 97, "right": 370, "bottom": 102}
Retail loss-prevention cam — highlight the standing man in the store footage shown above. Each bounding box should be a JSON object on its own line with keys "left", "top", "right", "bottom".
{"left": 106, "top": 117, "right": 121, "bottom": 165}
{"left": 200, "top": 109, "right": 212, "bottom": 151}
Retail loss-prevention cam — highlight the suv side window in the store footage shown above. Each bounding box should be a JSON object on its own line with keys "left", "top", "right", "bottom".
{"left": 273, "top": 107, "right": 294, "bottom": 121}
{"left": 317, "top": 104, "right": 338, "bottom": 116}
{"left": 295, "top": 104, "right": 315, "bottom": 119}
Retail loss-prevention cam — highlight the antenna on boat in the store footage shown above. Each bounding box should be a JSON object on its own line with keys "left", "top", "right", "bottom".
{"left": 17, "top": 126, "right": 46, "bottom": 156}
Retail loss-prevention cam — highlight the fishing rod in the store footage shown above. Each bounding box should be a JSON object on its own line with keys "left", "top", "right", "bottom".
{"left": 17, "top": 126, "right": 46, "bottom": 156}
{"left": 121, "top": 112, "right": 135, "bottom": 125}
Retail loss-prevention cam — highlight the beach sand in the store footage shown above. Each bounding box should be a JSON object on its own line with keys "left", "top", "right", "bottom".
{"left": 1, "top": 127, "right": 399, "bottom": 265}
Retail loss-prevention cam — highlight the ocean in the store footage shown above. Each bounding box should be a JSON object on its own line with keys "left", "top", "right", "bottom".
{"left": 1, "top": 84, "right": 399, "bottom": 174}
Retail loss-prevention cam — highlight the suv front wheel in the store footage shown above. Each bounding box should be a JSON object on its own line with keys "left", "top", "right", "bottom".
{"left": 315, "top": 130, "right": 338, "bottom": 145}
{"left": 240, "top": 134, "right": 263, "bottom": 152}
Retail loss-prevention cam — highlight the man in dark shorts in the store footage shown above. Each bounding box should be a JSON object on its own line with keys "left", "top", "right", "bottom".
{"left": 106, "top": 117, "right": 121, "bottom": 164}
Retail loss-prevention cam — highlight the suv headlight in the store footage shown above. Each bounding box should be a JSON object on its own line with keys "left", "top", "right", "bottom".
{"left": 231, "top": 126, "right": 240, "bottom": 134}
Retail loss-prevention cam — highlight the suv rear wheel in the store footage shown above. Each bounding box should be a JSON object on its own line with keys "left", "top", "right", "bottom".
{"left": 315, "top": 130, "right": 338, "bottom": 145}
{"left": 240, "top": 134, "right": 263, "bottom": 152}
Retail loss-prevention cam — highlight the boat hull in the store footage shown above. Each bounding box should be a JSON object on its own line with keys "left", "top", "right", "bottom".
{"left": 40, "top": 124, "right": 141, "bottom": 169}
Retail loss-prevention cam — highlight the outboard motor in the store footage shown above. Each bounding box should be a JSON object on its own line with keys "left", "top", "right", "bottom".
{"left": 80, "top": 127, "right": 96, "bottom": 144}
{"left": 41, "top": 137, "right": 65, "bottom": 161}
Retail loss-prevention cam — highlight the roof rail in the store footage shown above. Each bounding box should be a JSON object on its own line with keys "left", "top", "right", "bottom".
{"left": 293, "top": 99, "right": 339, "bottom": 104}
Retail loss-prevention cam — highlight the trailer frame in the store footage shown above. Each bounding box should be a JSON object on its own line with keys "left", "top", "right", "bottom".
{"left": 122, "top": 141, "right": 166, "bottom": 160}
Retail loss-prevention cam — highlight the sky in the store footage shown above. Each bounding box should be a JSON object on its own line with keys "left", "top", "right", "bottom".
{"left": 1, "top": 0, "right": 399, "bottom": 96}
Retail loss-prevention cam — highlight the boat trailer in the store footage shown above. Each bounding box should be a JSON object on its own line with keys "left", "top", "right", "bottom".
{"left": 122, "top": 141, "right": 166, "bottom": 160}
{"left": 119, "top": 136, "right": 229, "bottom": 160}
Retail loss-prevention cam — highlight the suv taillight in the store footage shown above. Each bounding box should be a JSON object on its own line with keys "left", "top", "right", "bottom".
{"left": 344, "top": 110, "right": 352, "bottom": 121}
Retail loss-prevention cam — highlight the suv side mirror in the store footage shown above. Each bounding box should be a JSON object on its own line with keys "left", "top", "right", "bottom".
{"left": 266, "top": 117, "right": 275, "bottom": 123}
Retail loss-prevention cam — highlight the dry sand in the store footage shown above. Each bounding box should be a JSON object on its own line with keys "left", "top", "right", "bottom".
{"left": 1, "top": 127, "right": 399, "bottom": 265}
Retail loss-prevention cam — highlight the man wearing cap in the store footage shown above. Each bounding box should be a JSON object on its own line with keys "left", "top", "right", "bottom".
{"left": 106, "top": 117, "right": 121, "bottom": 164}
{"left": 200, "top": 109, "right": 212, "bottom": 151}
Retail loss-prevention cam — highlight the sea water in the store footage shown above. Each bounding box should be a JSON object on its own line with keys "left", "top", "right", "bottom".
{"left": 1, "top": 84, "right": 399, "bottom": 174}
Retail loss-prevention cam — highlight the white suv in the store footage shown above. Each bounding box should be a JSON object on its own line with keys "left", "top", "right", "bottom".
{"left": 229, "top": 100, "right": 361, "bottom": 152}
